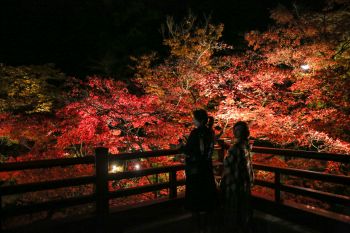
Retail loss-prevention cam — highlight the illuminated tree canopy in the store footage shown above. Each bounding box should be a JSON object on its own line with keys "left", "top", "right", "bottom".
{"left": 0, "top": 0, "right": 349, "bottom": 166}
{"left": 0, "top": 64, "right": 66, "bottom": 114}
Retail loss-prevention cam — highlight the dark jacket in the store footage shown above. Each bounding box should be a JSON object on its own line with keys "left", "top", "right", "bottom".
{"left": 181, "top": 125, "right": 217, "bottom": 211}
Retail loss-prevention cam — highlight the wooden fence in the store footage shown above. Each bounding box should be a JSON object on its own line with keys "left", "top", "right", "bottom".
{"left": 0, "top": 146, "right": 349, "bottom": 231}
{"left": 251, "top": 147, "right": 350, "bottom": 204}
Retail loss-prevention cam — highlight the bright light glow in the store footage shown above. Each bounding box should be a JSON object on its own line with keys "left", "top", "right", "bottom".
{"left": 110, "top": 164, "right": 123, "bottom": 173}
{"left": 134, "top": 164, "right": 141, "bottom": 170}
{"left": 300, "top": 64, "right": 310, "bottom": 71}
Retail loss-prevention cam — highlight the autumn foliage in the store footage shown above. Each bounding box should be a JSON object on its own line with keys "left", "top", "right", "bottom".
{"left": 0, "top": 0, "right": 350, "bottom": 225}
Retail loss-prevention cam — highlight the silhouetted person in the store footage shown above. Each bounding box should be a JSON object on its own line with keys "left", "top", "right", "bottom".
{"left": 180, "top": 109, "right": 217, "bottom": 233}
{"left": 220, "top": 121, "right": 254, "bottom": 233}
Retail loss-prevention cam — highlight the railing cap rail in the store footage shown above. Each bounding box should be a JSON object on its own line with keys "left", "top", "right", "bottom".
{"left": 1, "top": 146, "right": 349, "bottom": 172}
{"left": 0, "top": 156, "right": 95, "bottom": 172}
{"left": 253, "top": 163, "right": 350, "bottom": 185}
{"left": 109, "top": 149, "right": 181, "bottom": 162}
{"left": 252, "top": 146, "right": 350, "bottom": 163}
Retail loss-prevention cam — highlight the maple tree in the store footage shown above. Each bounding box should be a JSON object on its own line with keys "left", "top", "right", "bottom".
{"left": 162, "top": 13, "right": 225, "bottom": 68}
{"left": 211, "top": 1, "right": 350, "bottom": 155}
{"left": 55, "top": 76, "right": 185, "bottom": 155}
{"left": 133, "top": 13, "right": 229, "bottom": 142}
{"left": 0, "top": 64, "right": 66, "bottom": 163}
{"left": 215, "top": 0, "right": 350, "bottom": 207}
{"left": 133, "top": 3, "right": 350, "bottom": 156}
{"left": 53, "top": 77, "right": 186, "bottom": 196}
{"left": 0, "top": 64, "right": 66, "bottom": 114}
{"left": 131, "top": 2, "right": 350, "bottom": 209}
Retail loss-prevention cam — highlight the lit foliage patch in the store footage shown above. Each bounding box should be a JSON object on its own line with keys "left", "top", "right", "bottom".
{"left": 0, "top": 64, "right": 66, "bottom": 114}
{"left": 55, "top": 77, "right": 184, "bottom": 156}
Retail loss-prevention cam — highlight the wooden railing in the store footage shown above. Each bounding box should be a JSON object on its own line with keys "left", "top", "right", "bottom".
{"left": 0, "top": 146, "right": 349, "bottom": 231}
{"left": 0, "top": 148, "right": 185, "bottom": 231}
{"left": 0, "top": 155, "right": 96, "bottom": 221}
{"left": 251, "top": 147, "right": 350, "bottom": 204}
{"left": 250, "top": 146, "right": 350, "bottom": 226}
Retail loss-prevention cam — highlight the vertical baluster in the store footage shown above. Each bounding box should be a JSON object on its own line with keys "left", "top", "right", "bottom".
{"left": 169, "top": 170, "right": 177, "bottom": 199}
{"left": 154, "top": 173, "right": 159, "bottom": 198}
{"left": 275, "top": 171, "right": 281, "bottom": 203}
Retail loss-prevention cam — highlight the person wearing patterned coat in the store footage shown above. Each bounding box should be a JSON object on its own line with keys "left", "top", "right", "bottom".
{"left": 220, "top": 121, "right": 254, "bottom": 233}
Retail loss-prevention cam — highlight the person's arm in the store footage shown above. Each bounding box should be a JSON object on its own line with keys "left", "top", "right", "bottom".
{"left": 218, "top": 155, "right": 229, "bottom": 189}
{"left": 222, "top": 148, "right": 235, "bottom": 177}
{"left": 247, "top": 151, "right": 255, "bottom": 186}
{"left": 180, "top": 130, "right": 196, "bottom": 156}
{"left": 231, "top": 147, "right": 240, "bottom": 182}
{"left": 220, "top": 149, "right": 236, "bottom": 190}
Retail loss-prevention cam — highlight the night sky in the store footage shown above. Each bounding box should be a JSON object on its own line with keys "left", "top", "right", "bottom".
{"left": 1, "top": 0, "right": 293, "bottom": 78}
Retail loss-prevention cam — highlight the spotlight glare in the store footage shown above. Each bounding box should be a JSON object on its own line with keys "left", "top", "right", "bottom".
{"left": 110, "top": 164, "right": 123, "bottom": 173}
{"left": 301, "top": 64, "right": 310, "bottom": 71}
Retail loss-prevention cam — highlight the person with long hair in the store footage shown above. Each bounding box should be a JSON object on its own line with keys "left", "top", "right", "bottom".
{"left": 180, "top": 109, "right": 217, "bottom": 233}
{"left": 220, "top": 121, "right": 254, "bottom": 233}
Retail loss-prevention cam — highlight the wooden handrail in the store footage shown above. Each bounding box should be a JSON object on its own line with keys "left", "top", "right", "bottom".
{"left": 1, "top": 146, "right": 349, "bottom": 231}
{"left": 252, "top": 162, "right": 350, "bottom": 208}
{"left": 110, "top": 182, "right": 170, "bottom": 199}
{"left": 0, "top": 156, "right": 95, "bottom": 171}
{"left": 109, "top": 179, "right": 186, "bottom": 199}
{"left": 108, "top": 164, "right": 185, "bottom": 180}
{"left": 252, "top": 146, "right": 350, "bottom": 163}
{"left": 0, "top": 176, "right": 95, "bottom": 196}
{"left": 1, "top": 146, "right": 348, "bottom": 172}
{"left": 279, "top": 184, "right": 350, "bottom": 206}
{"left": 253, "top": 163, "right": 350, "bottom": 185}
{"left": 0, "top": 148, "right": 185, "bottom": 226}
{"left": 109, "top": 149, "right": 181, "bottom": 162}
{"left": 254, "top": 179, "right": 275, "bottom": 189}
{"left": 2, "top": 194, "right": 96, "bottom": 217}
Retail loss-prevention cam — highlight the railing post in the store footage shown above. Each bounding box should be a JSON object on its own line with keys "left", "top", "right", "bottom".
{"left": 275, "top": 171, "right": 281, "bottom": 203}
{"left": 95, "top": 147, "right": 109, "bottom": 231}
{"left": 169, "top": 170, "right": 177, "bottom": 199}
{"left": 154, "top": 173, "right": 159, "bottom": 199}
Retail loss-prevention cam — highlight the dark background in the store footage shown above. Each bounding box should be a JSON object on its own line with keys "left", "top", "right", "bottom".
{"left": 1, "top": 0, "right": 304, "bottom": 78}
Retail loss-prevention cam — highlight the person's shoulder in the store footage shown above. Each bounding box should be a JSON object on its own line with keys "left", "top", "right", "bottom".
{"left": 202, "top": 126, "right": 213, "bottom": 135}
{"left": 228, "top": 144, "right": 239, "bottom": 155}
{"left": 190, "top": 127, "right": 200, "bottom": 134}
{"left": 188, "top": 127, "right": 200, "bottom": 138}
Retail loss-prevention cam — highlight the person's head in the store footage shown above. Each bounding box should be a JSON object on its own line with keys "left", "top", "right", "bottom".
{"left": 233, "top": 121, "right": 250, "bottom": 142}
{"left": 192, "top": 109, "right": 208, "bottom": 127}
